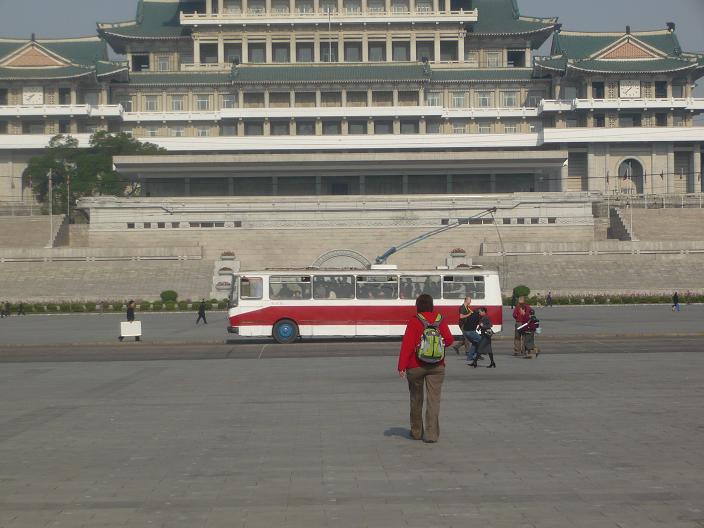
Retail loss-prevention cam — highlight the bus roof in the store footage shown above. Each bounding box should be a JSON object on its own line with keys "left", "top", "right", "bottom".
{"left": 241, "top": 268, "right": 499, "bottom": 275}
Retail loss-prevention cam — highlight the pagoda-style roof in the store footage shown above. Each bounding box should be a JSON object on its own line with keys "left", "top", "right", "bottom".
{"left": 0, "top": 36, "right": 127, "bottom": 81}
{"left": 430, "top": 67, "right": 543, "bottom": 83}
{"left": 535, "top": 27, "right": 704, "bottom": 78}
{"left": 470, "top": 0, "right": 557, "bottom": 49}
{"left": 98, "top": 0, "right": 199, "bottom": 54}
{"left": 231, "top": 63, "right": 431, "bottom": 84}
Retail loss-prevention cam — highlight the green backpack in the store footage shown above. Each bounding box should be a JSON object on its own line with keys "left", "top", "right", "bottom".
{"left": 416, "top": 313, "right": 446, "bottom": 364}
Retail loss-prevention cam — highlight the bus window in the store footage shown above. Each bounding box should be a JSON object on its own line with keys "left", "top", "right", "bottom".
{"left": 270, "top": 275, "right": 312, "bottom": 300}
{"left": 400, "top": 275, "right": 441, "bottom": 299}
{"left": 240, "top": 276, "right": 263, "bottom": 300}
{"left": 356, "top": 275, "right": 398, "bottom": 300}
{"left": 230, "top": 276, "right": 239, "bottom": 306}
{"left": 442, "top": 275, "right": 486, "bottom": 299}
{"left": 313, "top": 275, "right": 355, "bottom": 299}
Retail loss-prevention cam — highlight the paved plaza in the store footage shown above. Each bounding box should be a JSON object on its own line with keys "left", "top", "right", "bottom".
{"left": 1, "top": 342, "right": 703, "bottom": 527}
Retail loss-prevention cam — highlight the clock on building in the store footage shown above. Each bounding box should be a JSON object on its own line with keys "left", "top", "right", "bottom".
{"left": 619, "top": 80, "right": 641, "bottom": 99}
{"left": 22, "top": 86, "right": 44, "bottom": 105}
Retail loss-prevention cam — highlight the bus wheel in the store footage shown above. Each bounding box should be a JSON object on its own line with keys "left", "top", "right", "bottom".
{"left": 273, "top": 319, "right": 298, "bottom": 344}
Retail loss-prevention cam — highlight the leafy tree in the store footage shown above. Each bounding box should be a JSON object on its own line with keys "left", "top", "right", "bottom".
{"left": 24, "top": 132, "right": 165, "bottom": 219}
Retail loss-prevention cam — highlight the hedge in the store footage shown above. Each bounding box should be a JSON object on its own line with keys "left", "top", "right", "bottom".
{"left": 160, "top": 290, "right": 178, "bottom": 302}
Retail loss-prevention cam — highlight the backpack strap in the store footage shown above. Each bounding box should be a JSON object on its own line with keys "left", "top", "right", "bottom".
{"left": 417, "top": 313, "right": 430, "bottom": 328}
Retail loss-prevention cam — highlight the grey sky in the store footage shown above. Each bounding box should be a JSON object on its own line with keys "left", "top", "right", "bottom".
{"left": 0, "top": 0, "right": 702, "bottom": 95}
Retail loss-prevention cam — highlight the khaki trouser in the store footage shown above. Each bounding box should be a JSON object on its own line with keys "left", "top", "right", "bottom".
{"left": 514, "top": 325, "right": 523, "bottom": 352}
{"left": 406, "top": 365, "right": 445, "bottom": 442}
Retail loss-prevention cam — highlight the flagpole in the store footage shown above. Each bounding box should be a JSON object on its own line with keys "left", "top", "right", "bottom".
{"left": 45, "top": 169, "right": 53, "bottom": 249}
{"left": 66, "top": 172, "right": 70, "bottom": 223}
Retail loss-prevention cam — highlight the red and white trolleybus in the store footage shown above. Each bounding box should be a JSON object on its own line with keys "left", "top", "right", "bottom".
{"left": 227, "top": 266, "right": 503, "bottom": 343}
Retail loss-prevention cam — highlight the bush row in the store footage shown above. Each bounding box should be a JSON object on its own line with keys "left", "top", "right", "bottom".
{"left": 503, "top": 294, "right": 704, "bottom": 306}
{"left": 2, "top": 299, "right": 229, "bottom": 314}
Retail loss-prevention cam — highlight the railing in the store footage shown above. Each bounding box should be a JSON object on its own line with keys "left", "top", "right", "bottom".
{"left": 0, "top": 104, "right": 123, "bottom": 117}
{"left": 181, "top": 7, "right": 477, "bottom": 21}
{"left": 540, "top": 98, "right": 704, "bottom": 112}
{"left": 180, "top": 62, "right": 232, "bottom": 71}
{"left": 606, "top": 193, "right": 704, "bottom": 209}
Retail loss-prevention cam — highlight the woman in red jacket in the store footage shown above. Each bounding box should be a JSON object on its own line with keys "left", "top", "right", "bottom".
{"left": 398, "top": 294, "right": 454, "bottom": 443}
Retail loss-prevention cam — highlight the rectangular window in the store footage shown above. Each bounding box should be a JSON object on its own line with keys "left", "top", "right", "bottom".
{"left": 240, "top": 276, "right": 263, "bottom": 299}
{"left": 196, "top": 126, "right": 210, "bottom": 137}
{"left": 158, "top": 56, "right": 170, "bottom": 71}
{"left": 504, "top": 124, "right": 518, "bottom": 134}
{"left": 346, "top": 91, "right": 367, "bottom": 107}
{"left": 426, "top": 91, "right": 442, "bottom": 106}
{"left": 157, "top": 222, "right": 166, "bottom": 229}
{"left": 144, "top": 223, "right": 152, "bottom": 229}
{"left": 356, "top": 275, "right": 398, "bottom": 300}
{"left": 400, "top": 120, "right": 418, "bottom": 134}
{"left": 127, "top": 223, "right": 135, "bottom": 229}
{"left": 527, "top": 94, "right": 543, "bottom": 107}
{"left": 442, "top": 275, "right": 485, "bottom": 299}
{"left": 400, "top": 275, "right": 441, "bottom": 299}
{"left": 502, "top": 91, "right": 519, "bottom": 108}
{"left": 368, "top": 42, "right": 386, "bottom": 62}
{"left": 248, "top": 44, "right": 266, "bottom": 63}
{"left": 477, "top": 91, "right": 492, "bottom": 108}
{"left": 392, "top": 42, "right": 410, "bottom": 61}
{"left": 269, "top": 276, "right": 312, "bottom": 300}
{"left": 374, "top": 120, "right": 393, "bottom": 134}
{"left": 147, "top": 126, "right": 159, "bottom": 137}
{"left": 144, "top": 95, "right": 159, "bottom": 112}
{"left": 244, "top": 122, "right": 263, "bottom": 135}
{"left": 655, "top": 81, "right": 668, "bottom": 98}
{"left": 594, "top": 114, "right": 606, "bottom": 128}
{"left": 296, "top": 121, "right": 315, "bottom": 135}
{"left": 485, "top": 51, "right": 501, "bottom": 68}
{"left": 171, "top": 95, "right": 185, "bottom": 111}
{"left": 323, "top": 121, "right": 341, "bottom": 135}
{"left": 196, "top": 95, "right": 210, "bottom": 111}
{"left": 171, "top": 126, "right": 185, "bottom": 137}
{"left": 272, "top": 44, "right": 290, "bottom": 63}
{"left": 313, "top": 275, "right": 355, "bottom": 299}
{"left": 222, "top": 94, "right": 237, "bottom": 109}
{"left": 452, "top": 120, "right": 466, "bottom": 134}
{"left": 58, "top": 120, "right": 70, "bottom": 134}
{"left": 221, "top": 124, "right": 237, "bottom": 136}
{"left": 348, "top": 120, "right": 367, "bottom": 134}
{"left": 171, "top": 222, "right": 180, "bottom": 228}
{"left": 345, "top": 43, "right": 362, "bottom": 62}
{"left": 451, "top": 91, "right": 466, "bottom": 108}
{"left": 271, "top": 121, "right": 289, "bottom": 135}
{"left": 478, "top": 124, "right": 491, "bottom": 134}
{"left": 672, "top": 85, "right": 684, "bottom": 98}
{"left": 655, "top": 113, "right": 668, "bottom": 127}
{"left": 296, "top": 43, "right": 314, "bottom": 63}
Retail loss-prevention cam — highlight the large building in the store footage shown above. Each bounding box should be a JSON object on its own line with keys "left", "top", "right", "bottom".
{"left": 0, "top": 0, "right": 702, "bottom": 204}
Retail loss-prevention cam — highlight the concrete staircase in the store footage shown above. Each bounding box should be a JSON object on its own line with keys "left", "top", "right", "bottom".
{"left": 0, "top": 215, "right": 66, "bottom": 248}
{"left": 627, "top": 209, "right": 704, "bottom": 241}
{"left": 607, "top": 208, "right": 634, "bottom": 241}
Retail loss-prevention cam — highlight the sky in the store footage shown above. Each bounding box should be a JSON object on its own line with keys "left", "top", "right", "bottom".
{"left": 0, "top": 0, "right": 702, "bottom": 96}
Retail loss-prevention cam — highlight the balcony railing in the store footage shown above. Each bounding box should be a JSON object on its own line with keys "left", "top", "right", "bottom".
{"left": 181, "top": 62, "right": 232, "bottom": 71}
{"left": 181, "top": 7, "right": 477, "bottom": 24}
{"left": 0, "top": 104, "right": 123, "bottom": 118}
{"left": 540, "top": 98, "right": 704, "bottom": 112}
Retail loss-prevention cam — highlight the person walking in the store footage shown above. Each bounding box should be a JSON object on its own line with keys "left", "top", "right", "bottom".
{"left": 2, "top": 301, "right": 10, "bottom": 318}
{"left": 0, "top": 301, "right": 7, "bottom": 318}
{"left": 397, "top": 294, "right": 453, "bottom": 443}
{"left": 512, "top": 296, "right": 531, "bottom": 356}
{"left": 468, "top": 307, "right": 495, "bottom": 368}
{"left": 546, "top": 291, "right": 553, "bottom": 307}
{"left": 672, "top": 291, "right": 680, "bottom": 312}
{"left": 196, "top": 300, "right": 208, "bottom": 325}
{"left": 449, "top": 296, "right": 473, "bottom": 356}
{"left": 17, "top": 302, "right": 26, "bottom": 316}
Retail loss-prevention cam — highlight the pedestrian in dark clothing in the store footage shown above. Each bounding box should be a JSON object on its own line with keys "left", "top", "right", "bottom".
{"left": 672, "top": 292, "right": 680, "bottom": 312}
{"left": 17, "top": 303, "right": 26, "bottom": 315}
{"left": 126, "top": 300, "right": 136, "bottom": 322}
{"left": 512, "top": 296, "right": 531, "bottom": 356}
{"left": 468, "top": 307, "right": 495, "bottom": 368}
{"left": 2, "top": 301, "right": 10, "bottom": 318}
{"left": 510, "top": 294, "right": 516, "bottom": 309}
{"left": 546, "top": 291, "right": 553, "bottom": 307}
{"left": 0, "top": 301, "right": 8, "bottom": 318}
{"left": 196, "top": 300, "right": 208, "bottom": 325}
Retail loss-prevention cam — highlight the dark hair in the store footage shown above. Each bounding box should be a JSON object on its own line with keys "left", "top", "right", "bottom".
{"left": 478, "top": 306, "right": 487, "bottom": 313}
{"left": 415, "top": 293, "right": 434, "bottom": 313}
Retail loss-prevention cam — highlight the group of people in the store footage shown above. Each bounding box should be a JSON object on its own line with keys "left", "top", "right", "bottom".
{"left": 1, "top": 301, "right": 25, "bottom": 317}
{"left": 396, "top": 293, "right": 540, "bottom": 443}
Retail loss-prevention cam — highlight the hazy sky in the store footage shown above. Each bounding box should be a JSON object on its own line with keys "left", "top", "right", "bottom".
{"left": 0, "top": 0, "right": 702, "bottom": 95}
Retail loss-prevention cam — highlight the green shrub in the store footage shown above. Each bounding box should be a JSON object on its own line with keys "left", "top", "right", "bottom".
{"left": 160, "top": 290, "right": 178, "bottom": 302}
{"left": 513, "top": 285, "right": 531, "bottom": 298}
{"left": 112, "top": 302, "right": 124, "bottom": 312}
{"left": 139, "top": 301, "right": 151, "bottom": 311}
{"left": 46, "top": 303, "right": 58, "bottom": 312}
{"left": 59, "top": 303, "right": 71, "bottom": 312}
{"left": 85, "top": 302, "right": 96, "bottom": 312}
{"left": 71, "top": 303, "right": 85, "bottom": 313}
{"left": 164, "top": 301, "right": 176, "bottom": 311}
{"left": 178, "top": 301, "right": 189, "bottom": 311}
{"left": 152, "top": 301, "right": 163, "bottom": 311}
{"left": 217, "top": 300, "right": 228, "bottom": 310}
{"left": 33, "top": 303, "right": 46, "bottom": 313}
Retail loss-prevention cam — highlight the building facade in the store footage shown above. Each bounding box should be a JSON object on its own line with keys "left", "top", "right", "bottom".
{"left": 1, "top": 0, "right": 703, "bottom": 205}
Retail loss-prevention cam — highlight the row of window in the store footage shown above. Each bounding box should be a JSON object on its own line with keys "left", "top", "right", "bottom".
{"left": 240, "top": 274, "right": 486, "bottom": 301}
{"left": 126, "top": 221, "right": 242, "bottom": 229}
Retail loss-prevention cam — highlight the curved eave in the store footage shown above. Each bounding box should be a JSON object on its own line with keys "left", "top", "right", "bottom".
{"left": 430, "top": 77, "right": 546, "bottom": 83}
{"left": 533, "top": 63, "right": 564, "bottom": 74}
{"left": 472, "top": 25, "right": 556, "bottom": 38}
{"left": 97, "top": 67, "right": 129, "bottom": 79}
{"left": 232, "top": 78, "right": 428, "bottom": 85}
{"left": 566, "top": 63, "right": 698, "bottom": 75}
{"left": 99, "top": 30, "right": 189, "bottom": 41}
{"left": 0, "top": 70, "right": 95, "bottom": 81}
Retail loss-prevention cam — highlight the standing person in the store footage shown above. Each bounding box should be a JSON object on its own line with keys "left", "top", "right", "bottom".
{"left": 119, "top": 300, "right": 139, "bottom": 342}
{"left": 2, "top": 301, "right": 10, "bottom": 318}
{"left": 512, "top": 296, "right": 531, "bottom": 356}
{"left": 672, "top": 291, "right": 680, "bottom": 312}
{"left": 510, "top": 293, "right": 516, "bottom": 309}
{"left": 546, "top": 291, "right": 553, "bottom": 307}
{"left": 463, "top": 308, "right": 483, "bottom": 365}
{"left": 468, "top": 307, "right": 495, "bottom": 368}
{"left": 449, "top": 296, "right": 473, "bottom": 355}
{"left": 17, "top": 302, "right": 26, "bottom": 316}
{"left": 0, "top": 301, "right": 7, "bottom": 318}
{"left": 196, "top": 299, "right": 208, "bottom": 325}
{"left": 397, "top": 294, "right": 453, "bottom": 443}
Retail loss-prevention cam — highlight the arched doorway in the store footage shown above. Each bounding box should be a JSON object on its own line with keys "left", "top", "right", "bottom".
{"left": 618, "top": 159, "right": 644, "bottom": 194}
{"left": 311, "top": 249, "right": 370, "bottom": 269}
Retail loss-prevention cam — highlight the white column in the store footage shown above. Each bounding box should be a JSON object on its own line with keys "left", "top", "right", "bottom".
{"left": 290, "top": 0, "right": 296, "bottom": 12}
{"left": 314, "top": 0, "right": 320, "bottom": 13}
{"left": 206, "top": 0, "right": 213, "bottom": 14}
{"left": 667, "top": 143, "right": 675, "bottom": 193}
{"left": 290, "top": 35, "right": 297, "bottom": 63}
{"left": 443, "top": 0, "right": 449, "bottom": 11}
{"left": 266, "top": 34, "right": 272, "bottom": 63}
{"left": 433, "top": 31, "right": 440, "bottom": 62}
{"left": 432, "top": 0, "right": 438, "bottom": 13}
{"left": 410, "top": 32, "right": 416, "bottom": 61}
{"left": 693, "top": 145, "right": 701, "bottom": 193}
{"left": 384, "top": 0, "right": 390, "bottom": 12}
{"left": 560, "top": 158, "right": 569, "bottom": 192}
{"left": 218, "top": 0, "right": 224, "bottom": 12}
{"left": 314, "top": 33, "right": 321, "bottom": 62}
{"left": 362, "top": 33, "right": 369, "bottom": 61}
{"left": 361, "top": 0, "right": 367, "bottom": 12}
{"left": 386, "top": 35, "right": 393, "bottom": 62}
{"left": 242, "top": 35, "right": 249, "bottom": 63}
{"left": 338, "top": 32, "right": 345, "bottom": 62}
{"left": 218, "top": 35, "right": 225, "bottom": 64}
{"left": 242, "top": 0, "right": 248, "bottom": 12}
{"left": 265, "top": 0, "right": 271, "bottom": 13}
{"left": 458, "top": 34, "right": 464, "bottom": 63}
{"left": 194, "top": 39, "right": 201, "bottom": 63}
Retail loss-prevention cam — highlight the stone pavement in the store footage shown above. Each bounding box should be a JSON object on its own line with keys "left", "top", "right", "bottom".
{"left": 1, "top": 349, "right": 703, "bottom": 527}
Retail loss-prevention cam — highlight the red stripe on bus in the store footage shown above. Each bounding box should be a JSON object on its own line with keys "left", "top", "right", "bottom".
{"left": 229, "top": 305, "right": 503, "bottom": 327}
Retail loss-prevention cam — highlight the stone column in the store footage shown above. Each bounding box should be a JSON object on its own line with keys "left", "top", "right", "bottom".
{"left": 433, "top": 31, "right": 440, "bottom": 62}
{"left": 410, "top": 32, "right": 417, "bottom": 61}
{"left": 314, "top": 33, "right": 321, "bottom": 62}
{"left": 385, "top": 0, "right": 390, "bottom": 12}
{"left": 443, "top": 0, "right": 449, "bottom": 11}
{"left": 362, "top": 0, "right": 367, "bottom": 13}
{"left": 242, "top": 0, "right": 248, "bottom": 12}
{"left": 386, "top": 35, "right": 393, "bottom": 62}
{"left": 194, "top": 39, "right": 201, "bottom": 63}
{"left": 290, "top": 0, "right": 296, "bottom": 12}
{"left": 266, "top": 34, "right": 272, "bottom": 63}
{"left": 560, "top": 160, "right": 569, "bottom": 192}
{"left": 419, "top": 117, "right": 426, "bottom": 133}
{"left": 432, "top": 0, "right": 438, "bottom": 13}
{"left": 265, "top": 0, "right": 271, "bottom": 13}
{"left": 218, "top": 34, "right": 225, "bottom": 64}
{"left": 242, "top": 35, "right": 249, "bottom": 63}
{"left": 458, "top": 35, "right": 464, "bottom": 63}
{"left": 314, "top": 0, "right": 320, "bottom": 13}
{"left": 693, "top": 145, "right": 701, "bottom": 193}
{"left": 218, "top": 0, "right": 224, "bottom": 13}
{"left": 290, "top": 35, "right": 297, "bottom": 62}
{"left": 338, "top": 32, "right": 345, "bottom": 62}
{"left": 362, "top": 33, "right": 369, "bottom": 61}
{"left": 206, "top": 0, "right": 213, "bottom": 14}
{"left": 667, "top": 143, "right": 675, "bottom": 193}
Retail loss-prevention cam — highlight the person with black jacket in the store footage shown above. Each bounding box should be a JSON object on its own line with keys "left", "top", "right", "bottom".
{"left": 468, "top": 307, "right": 496, "bottom": 368}
{"left": 464, "top": 309, "right": 483, "bottom": 365}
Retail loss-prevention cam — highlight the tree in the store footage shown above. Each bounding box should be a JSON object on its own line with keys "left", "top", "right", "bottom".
{"left": 23, "top": 132, "right": 165, "bottom": 219}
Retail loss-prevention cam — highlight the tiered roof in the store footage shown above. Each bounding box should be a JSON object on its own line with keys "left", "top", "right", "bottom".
{"left": 98, "top": 0, "right": 198, "bottom": 53}
{"left": 470, "top": 0, "right": 557, "bottom": 48}
{"left": 0, "top": 36, "right": 126, "bottom": 81}
{"left": 535, "top": 28, "right": 704, "bottom": 77}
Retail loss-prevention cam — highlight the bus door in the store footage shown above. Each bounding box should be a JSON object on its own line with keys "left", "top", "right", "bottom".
{"left": 355, "top": 274, "right": 399, "bottom": 336}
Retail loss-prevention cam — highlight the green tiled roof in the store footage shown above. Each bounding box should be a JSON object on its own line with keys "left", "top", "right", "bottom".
{"left": 231, "top": 63, "right": 430, "bottom": 83}
{"left": 568, "top": 58, "right": 700, "bottom": 74}
{"left": 98, "top": 0, "right": 198, "bottom": 52}
{"left": 471, "top": 0, "right": 557, "bottom": 48}
{"left": 430, "top": 68, "right": 539, "bottom": 82}
{"left": 0, "top": 37, "right": 124, "bottom": 81}
{"left": 128, "top": 72, "right": 233, "bottom": 85}
{"left": 552, "top": 30, "right": 681, "bottom": 59}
